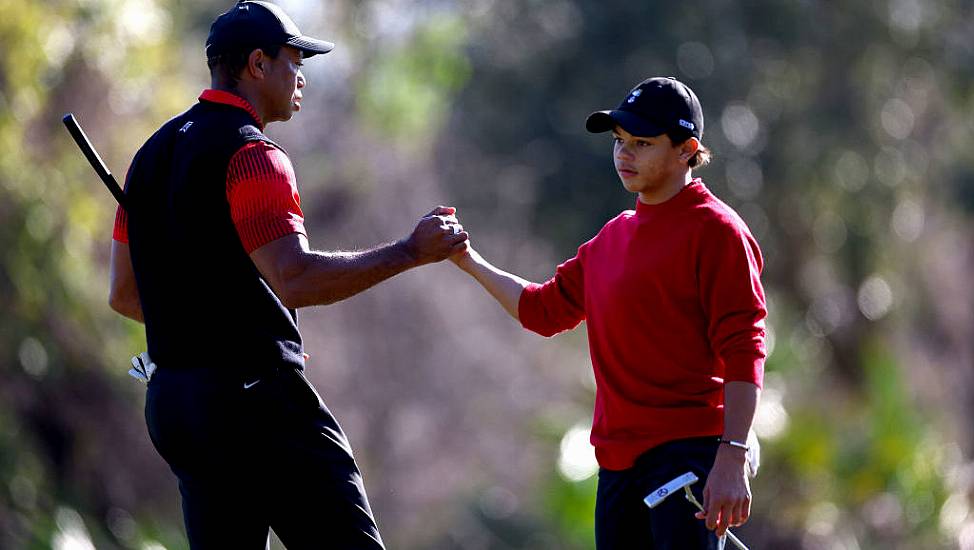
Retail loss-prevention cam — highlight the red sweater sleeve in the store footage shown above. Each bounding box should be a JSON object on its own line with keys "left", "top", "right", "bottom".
{"left": 518, "top": 253, "right": 586, "bottom": 337}
{"left": 227, "top": 141, "right": 307, "bottom": 253}
{"left": 698, "top": 217, "right": 767, "bottom": 386}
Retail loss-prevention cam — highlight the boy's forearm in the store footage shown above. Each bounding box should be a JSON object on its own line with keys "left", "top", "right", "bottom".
{"left": 722, "top": 381, "right": 760, "bottom": 443}
{"left": 458, "top": 249, "right": 532, "bottom": 320}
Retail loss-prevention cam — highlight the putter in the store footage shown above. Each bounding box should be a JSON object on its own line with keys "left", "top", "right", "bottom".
{"left": 62, "top": 113, "right": 128, "bottom": 209}
{"left": 644, "top": 472, "right": 749, "bottom": 550}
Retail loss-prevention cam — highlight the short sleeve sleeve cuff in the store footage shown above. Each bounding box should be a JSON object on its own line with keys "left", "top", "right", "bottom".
{"left": 227, "top": 141, "right": 308, "bottom": 254}
{"left": 112, "top": 205, "right": 129, "bottom": 243}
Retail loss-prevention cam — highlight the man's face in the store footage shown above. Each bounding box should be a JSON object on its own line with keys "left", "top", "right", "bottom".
{"left": 260, "top": 45, "right": 306, "bottom": 123}
{"left": 611, "top": 126, "right": 685, "bottom": 195}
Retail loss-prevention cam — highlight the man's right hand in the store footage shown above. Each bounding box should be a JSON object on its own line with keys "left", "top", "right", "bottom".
{"left": 402, "top": 206, "right": 469, "bottom": 266}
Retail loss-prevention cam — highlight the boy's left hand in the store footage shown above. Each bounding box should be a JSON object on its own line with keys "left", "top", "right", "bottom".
{"left": 695, "top": 445, "right": 752, "bottom": 536}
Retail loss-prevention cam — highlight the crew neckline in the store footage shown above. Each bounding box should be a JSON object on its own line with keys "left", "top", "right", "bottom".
{"left": 635, "top": 178, "right": 705, "bottom": 218}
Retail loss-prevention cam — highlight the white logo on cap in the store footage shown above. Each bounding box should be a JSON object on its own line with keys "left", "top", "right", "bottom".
{"left": 679, "top": 119, "right": 695, "bottom": 130}
{"left": 627, "top": 89, "right": 642, "bottom": 103}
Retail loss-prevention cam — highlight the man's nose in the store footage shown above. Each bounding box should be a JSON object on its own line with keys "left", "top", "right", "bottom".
{"left": 297, "top": 71, "right": 306, "bottom": 88}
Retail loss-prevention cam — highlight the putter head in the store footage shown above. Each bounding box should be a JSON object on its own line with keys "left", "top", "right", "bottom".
{"left": 644, "top": 472, "right": 699, "bottom": 508}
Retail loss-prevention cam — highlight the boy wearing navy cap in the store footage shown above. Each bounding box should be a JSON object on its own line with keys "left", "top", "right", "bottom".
{"left": 450, "top": 77, "right": 766, "bottom": 549}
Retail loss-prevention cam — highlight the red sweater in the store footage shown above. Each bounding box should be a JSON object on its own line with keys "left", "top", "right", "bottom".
{"left": 518, "top": 179, "right": 767, "bottom": 471}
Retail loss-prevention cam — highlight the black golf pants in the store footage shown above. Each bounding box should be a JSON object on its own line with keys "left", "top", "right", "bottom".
{"left": 145, "top": 364, "right": 384, "bottom": 550}
{"left": 595, "top": 437, "right": 722, "bottom": 550}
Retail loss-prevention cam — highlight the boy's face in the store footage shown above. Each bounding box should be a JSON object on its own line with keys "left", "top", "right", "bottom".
{"left": 611, "top": 126, "right": 687, "bottom": 196}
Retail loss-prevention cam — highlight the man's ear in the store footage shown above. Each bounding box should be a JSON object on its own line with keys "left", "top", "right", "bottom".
{"left": 246, "top": 48, "right": 266, "bottom": 80}
{"left": 679, "top": 137, "right": 700, "bottom": 163}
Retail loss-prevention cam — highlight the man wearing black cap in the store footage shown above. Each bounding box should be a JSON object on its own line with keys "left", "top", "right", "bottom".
{"left": 449, "top": 77, "right": 766, "bottom": 549}
{"left": 108, "top": 2, "right": 467, "bottom": 548}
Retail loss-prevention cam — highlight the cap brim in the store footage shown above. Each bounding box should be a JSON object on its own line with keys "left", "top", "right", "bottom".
{"left": 285, "top": 35, "right": 335, "bottom": 57}
{"left": 585, "top": 110, "right": 666, "bottom": 137}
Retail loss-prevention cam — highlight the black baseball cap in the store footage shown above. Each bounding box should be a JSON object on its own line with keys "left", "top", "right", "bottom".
{"left": 206, "top": 1, "right": 335, "bottom": 59}
{"left": 586, "top": 77, "right": 703, "bottom": 140}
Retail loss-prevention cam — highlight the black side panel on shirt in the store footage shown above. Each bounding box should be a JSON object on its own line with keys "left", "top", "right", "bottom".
{"left": 124, "top": 102, "right": 304, "bottom": 371}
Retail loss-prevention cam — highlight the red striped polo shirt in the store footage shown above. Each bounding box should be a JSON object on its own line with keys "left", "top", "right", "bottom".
{"left": 113, "top": 90, "right": 306, "bottom": 253}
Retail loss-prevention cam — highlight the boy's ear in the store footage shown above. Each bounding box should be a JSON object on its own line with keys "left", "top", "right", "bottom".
{"left": 679, "top": 137, "right": 700, "bottom": 162}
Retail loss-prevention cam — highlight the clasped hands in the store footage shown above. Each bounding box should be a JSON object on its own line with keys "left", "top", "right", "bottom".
{"left": 401, "top": 206, "right": 472, "bottom": 266}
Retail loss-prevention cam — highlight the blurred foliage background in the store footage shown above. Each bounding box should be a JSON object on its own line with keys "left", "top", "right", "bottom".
{"left": 1, "top": 0, "right": 972, "bottom": 548}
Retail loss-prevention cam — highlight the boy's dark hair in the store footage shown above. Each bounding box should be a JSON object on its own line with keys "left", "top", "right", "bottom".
{"left": 667, "top": 131, "right": 712, "bottom": 169}
{"left": 207, "top": 44, "right": 282, "bottom": 87}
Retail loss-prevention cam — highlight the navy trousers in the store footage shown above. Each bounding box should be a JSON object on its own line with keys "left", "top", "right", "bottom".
{"left": 145, "top": 364, "right": 384, "bottom": 550}
{"left": 595, "top": 437, "right": 722, "bottom": 550}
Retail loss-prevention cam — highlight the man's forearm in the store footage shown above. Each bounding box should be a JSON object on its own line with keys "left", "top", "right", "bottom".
{"left": 252, "top": 210, "right": 467, "bottom": 309}
{"left": 457, "top": 248, "right": 532, "bottom": 320}
{"left": 109, "top": 240, "right": 145, "bottom": 323}
{"left": 113, "top": 300, "right": 145, "bottom": 323}
{"left": 284, "top": 240, "right": 419, "bottom": 307}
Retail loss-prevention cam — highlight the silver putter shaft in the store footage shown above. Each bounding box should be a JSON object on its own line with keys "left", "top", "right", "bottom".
{"left": 643, "top": 472, "right": 750, "bottom": 550}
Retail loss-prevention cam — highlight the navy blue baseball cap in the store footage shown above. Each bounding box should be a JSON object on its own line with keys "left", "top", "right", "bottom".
{"left": 206, "top": 1, "right": 334, "bottom": 59}
{"left": 586, "top": 77, "right": 703, "bottom": 140}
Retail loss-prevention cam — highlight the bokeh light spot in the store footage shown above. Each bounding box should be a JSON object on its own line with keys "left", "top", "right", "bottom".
{"left": 812, "top": 211, "right": 848, "bottom": 253}
{"left": 858, "top": 276, "right": 894, "bottom": 321}
{"left": 677, "top": 42, "right": 715, "bottom": 80}
{"left": 726, "top": 157, "right": 763, "bottom": 200}
{"left": 753, "top": 385, "right": 788, "bottom": 440}
{"left": 19, "top": 338, "right": 48, "bottom": 378}
{"left": 940, "top": 492, "right": 970, "bottom": 535}
{"left": 557, "top": 422, "right": 597, "bottom": 482}
{"left": 834, "top": 150, "right": 869, "bottom": 192}
{"left": 53, "top": 507, "right": 95, "bottom": 550}
{"left": 892, "top": 197, "right": 924, "bottom": 242}
{"left": 889, "top": 0, "right": 924, "bottom": 33}
{"left": 805, "top": 501, "right": 839, "bottom": 537}
{"left": 479, "top": 486, "right": 519, "bottom": 519}
{"left": 874, "top": 146, "right": 909, "bottom": 186}
{"left": 881, "top": 98, "right": 915, "bottom": 140}
{"left": 9, "top": 475, "right": 37, "bottom": 510}
{"left": 721, "top": 104, "right": 760, "bottom": 150}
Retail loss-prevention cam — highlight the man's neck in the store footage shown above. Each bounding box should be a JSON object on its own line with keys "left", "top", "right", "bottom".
{"left": 211, "top": 82, "right": 267, "bottom": 126}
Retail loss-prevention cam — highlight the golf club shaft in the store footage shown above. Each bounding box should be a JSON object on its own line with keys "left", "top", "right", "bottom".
{"left": 62, "top": 113, "right": 128, "bottom": 209}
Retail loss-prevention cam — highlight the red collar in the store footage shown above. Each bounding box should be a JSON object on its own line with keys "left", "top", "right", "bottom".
{"left": 198, "top": 89, "right": 263, "bottom": 128}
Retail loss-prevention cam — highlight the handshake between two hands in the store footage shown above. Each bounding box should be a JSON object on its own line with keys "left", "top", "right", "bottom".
{"left": 402, "top": 205, "right": 475, "bottom": 268}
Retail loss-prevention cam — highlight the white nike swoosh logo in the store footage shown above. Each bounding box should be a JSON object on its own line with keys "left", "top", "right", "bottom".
{"left": 243, "top": 379, "right": 261, "bottom": 389}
